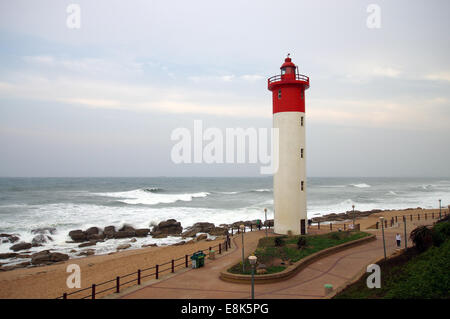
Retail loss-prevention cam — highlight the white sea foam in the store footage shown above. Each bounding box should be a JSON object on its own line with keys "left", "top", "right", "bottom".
{"left": 95, "top": 189, "right": 210, "bottom": 205}
{"left": 350, "top": 183, "right": 371, "bottom": 188}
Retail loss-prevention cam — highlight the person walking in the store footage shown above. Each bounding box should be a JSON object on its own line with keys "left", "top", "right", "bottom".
{"left": 396, "top": 233, "right": 401, "bottom": 248}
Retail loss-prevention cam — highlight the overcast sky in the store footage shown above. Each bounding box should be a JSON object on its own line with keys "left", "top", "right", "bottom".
{"left": 0, "top": 0, "right": 449, "bottom": 177}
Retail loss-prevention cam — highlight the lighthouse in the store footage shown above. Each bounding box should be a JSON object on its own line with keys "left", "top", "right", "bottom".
{"left": 268, "top": 55, "right": 310, "bottom": 235}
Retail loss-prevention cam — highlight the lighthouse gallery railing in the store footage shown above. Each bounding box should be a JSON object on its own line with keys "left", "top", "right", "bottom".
{"left": 268, "top": 73, "right": 309, "bottom": 85}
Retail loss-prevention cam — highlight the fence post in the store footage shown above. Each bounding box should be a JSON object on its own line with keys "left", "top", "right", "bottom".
{"left": 318, "top": 221, "right": 320, "bottom": 230}
{"left": 330, "top": 223, "right": 332, "bottom": 230}
{"left": 63, "top": 293, "right": 67, "bottom": 300}
{"left": 92, "top": 284, "right": 96, "bottom": 299}
{"left": 395, "top": 216, "right": 398, "bottom": 223}
{"left": 410, "top": 214, "right": 412, "bottom": 221}
{"left": 185, "top": 255, "right": 188, "bottom": 268}
{"left": 344, "top": 224, "right": 346, "bottom": 230}
{"left": 250, "top": 224, "right": 253, "bottom": 231}
{"left": 418, "top": 214, "right": 420, "bottom": 220}
{"left": 425, "top": 213, "right": 427, "bottom": 220}
{"left": 156, "top": 265, "right": 159, "bottom": 279}
{"left": 432, "top": 212, "right": 434, "bottom": 219}
{"left": 116, "top": 276, "right": 120, "bottom": 293}
{"left": 138, "top": 269, "right": 141, "bottom": 285}
{"left": 171, "top": 259, "right": 175, "bottom": 273}
{"left": 231, "top": 228, "right": 233, "bottom": 236}
{"left": 219, "top": 243, "right": 222, "bottom": 254}
{"left": 237, "top": 227, "right": 240, "bottom": 234}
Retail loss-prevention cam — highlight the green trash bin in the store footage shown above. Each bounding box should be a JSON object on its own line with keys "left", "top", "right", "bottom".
{"left": 190, "top": 252, "right": 199, "bottom": 269}
{"left": 197, "top": 251, "right": 205, "bottom": 268}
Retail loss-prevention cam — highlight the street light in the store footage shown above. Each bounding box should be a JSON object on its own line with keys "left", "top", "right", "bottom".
{"left": 240, "top": 224, "right": 245, "bottom": 273}
{"left": 264, "top": 208, "right": 268, "bottom": 237}
{"left": 248, "top": 255, "right": 257, "bottom": 299}
{"left": 352, "top": 204, "right": 356, "bottom": 227}
{"left": 403, "top": 215, "right": 407, "bottom": 249}
{"left": 380, "top": 217, "right": 386, "bottom": 260}
{"left": 439, "top": 199, "right": 442, "bottom": 218}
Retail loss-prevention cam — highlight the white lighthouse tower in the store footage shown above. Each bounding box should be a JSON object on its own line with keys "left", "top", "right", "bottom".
{"left": 268, "top": 55, "right": 310, "bottom": 235}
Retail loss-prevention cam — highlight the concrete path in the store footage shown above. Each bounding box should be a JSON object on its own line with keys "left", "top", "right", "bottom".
{"left": 119, "top": 220, "right": 433, "bottom": 299}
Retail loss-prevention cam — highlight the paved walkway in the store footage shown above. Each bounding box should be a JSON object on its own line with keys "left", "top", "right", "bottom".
{"left": 118, "top": 220, "right": 433, "bottom": 299}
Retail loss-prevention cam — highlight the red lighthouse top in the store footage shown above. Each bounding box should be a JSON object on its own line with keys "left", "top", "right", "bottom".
{"left": 268, "top": 55, "right": 310, "bottom": 114}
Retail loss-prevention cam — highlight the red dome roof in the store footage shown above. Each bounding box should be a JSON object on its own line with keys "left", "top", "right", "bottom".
{"left": 280, "top": 57, "right": 296, "bottom": 69}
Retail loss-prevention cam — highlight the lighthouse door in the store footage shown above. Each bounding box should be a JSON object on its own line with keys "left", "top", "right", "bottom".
{"left": 300, "top": 219, "right": 306, "bottom": 235}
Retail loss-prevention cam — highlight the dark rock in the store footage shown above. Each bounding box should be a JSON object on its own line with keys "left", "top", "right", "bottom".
{"left": 152, "top": 233, "right": 168, "bottom": 239}
{"left": 31, "top": 227, "right": 56, "bottom": 235}
{"left": 85, "top": 227, "right": 99, "bottom": 236}
{"left": 172, "top": 241, "right": 185, "bottom": 246}
{"left": 135, "top": 228, "right": 150, "bottom": 237}
{"left": 68, "top": 230, "right": 87, "bottom": 242}
{"left": 87, "top": 233, "right": 105, "bottom": 241}
{"left": 130, "top": 238, "right": 137, "bottom": 243}
{"left": 31, "top": 250, "right": 69, "bottom": 265}
{"left": 103, "top": 226, "right": 116, "bottom": 238}
{"left": 16, "top": 254, "right": 31, "bottom": 259}
{"left": 117, "top": 244, "right": 131, "bottom": 251}
{"left": 151, "top": 219, "right": 183, "bottom": 238}
{"left": 196, "top": 234, "right": 207, "bottom": 241}
{"left": 119, "top": 225, "right": 135, "bottom": 233}
{"left": 31, "top": 234, "right": 53, "bottom": 245}
{"left": 77, "top": 249, "right": 95, "bottom": 257}
{"left": 0, "top": 233, "right": 20, "bottom": 243}
{"left": 78, "top": 240, "right": 97, "bottom": 248}
{"left": 181, "top": 222, "right": 214, "bottom": 238}
{"left": 113, "top": 231, "right": 135, "bottom": 239}
{"left": 0, "top": 253, "right": 18, "bottom": 259}
{"left": 10, "top": 242, "right": 32, "bottom": 252}
{"left": 208, "top": 227, "right": 228, "bottom": 236}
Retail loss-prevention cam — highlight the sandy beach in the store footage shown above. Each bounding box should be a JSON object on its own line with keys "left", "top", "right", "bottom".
{"left": 0, "top": 207, "right": 446, "bottom": 299}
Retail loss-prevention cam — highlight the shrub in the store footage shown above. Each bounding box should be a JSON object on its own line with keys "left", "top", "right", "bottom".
{"left": 297, "top": 236, "right": 307, "bottom": 249}
{"left": 432, "top": 221, "right": 450, "bottom": 247}
{"left": 274, "top": 237, "right": 285, "bottom": 247}
{"left": 410, "top": 226, "right": 433, "bottom": 252}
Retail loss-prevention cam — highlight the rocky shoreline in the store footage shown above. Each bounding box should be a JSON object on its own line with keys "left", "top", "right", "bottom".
{"left": 1, "top": 206, "right": 424, "bottom": 272}
{"left": 310, "top": 207, "right": 423, "bottom": 223}
{"left": 0, "top": 218, "right": 273, "bottom": 272}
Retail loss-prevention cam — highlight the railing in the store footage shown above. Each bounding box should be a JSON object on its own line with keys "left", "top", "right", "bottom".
{"left": 268, "top": 73, "right": 309, "bottom": 85}
{"left": 57, "top": 224, "right": 272, "bottom": 299}
{"left": 311, "top": 211, "right": 448, "bottom": 231}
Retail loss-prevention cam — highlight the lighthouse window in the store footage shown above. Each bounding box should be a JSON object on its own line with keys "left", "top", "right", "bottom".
{"left": 301, "top": 148, "right": 304, "bottom": 158}
{"left": 301, "top": 116, "right": 304, "bottom": 126}
{"left": 278, "top": 89, "right": 282, "bottom": 99}
{"left": 301, "top": 181, "right": 304, "bottom": 191}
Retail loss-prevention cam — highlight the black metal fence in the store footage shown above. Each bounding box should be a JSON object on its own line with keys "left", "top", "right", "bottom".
{"left": 57, "top": 224, "right": 272, "bottom": 299}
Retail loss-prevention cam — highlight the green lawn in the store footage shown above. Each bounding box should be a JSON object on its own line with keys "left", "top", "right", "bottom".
{"left": 228, "top": 231, "right": 371, "bottom": 275}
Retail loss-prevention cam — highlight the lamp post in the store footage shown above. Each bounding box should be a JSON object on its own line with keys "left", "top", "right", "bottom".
{"left": 380, "top": 217, "right": 386, "bottom": 260}
{"left": 403, "top": 215, "right": 407, "bottom": 249}
{"left": 439, "top": 199, "right": 442, "bottom": 218}
{"left": 264, "top": 208, "right": 268, "bottom": 237}
{"left": 248, "top": 255, "right": 257, "bottom": 299}
{"left": 240, "top": 224, "right": 245, "bottom": 273}
{"left": 352, "top": 204, "right": 355, "bottom": 228}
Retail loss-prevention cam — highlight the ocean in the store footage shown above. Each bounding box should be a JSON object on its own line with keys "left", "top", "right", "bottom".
{"left": 0, "top": 177, "right": 449, "bottom": 263}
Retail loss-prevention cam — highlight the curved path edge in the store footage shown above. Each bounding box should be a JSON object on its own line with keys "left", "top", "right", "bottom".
{"left": 220, "top": 233, "right": 376, "bottom": 284}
